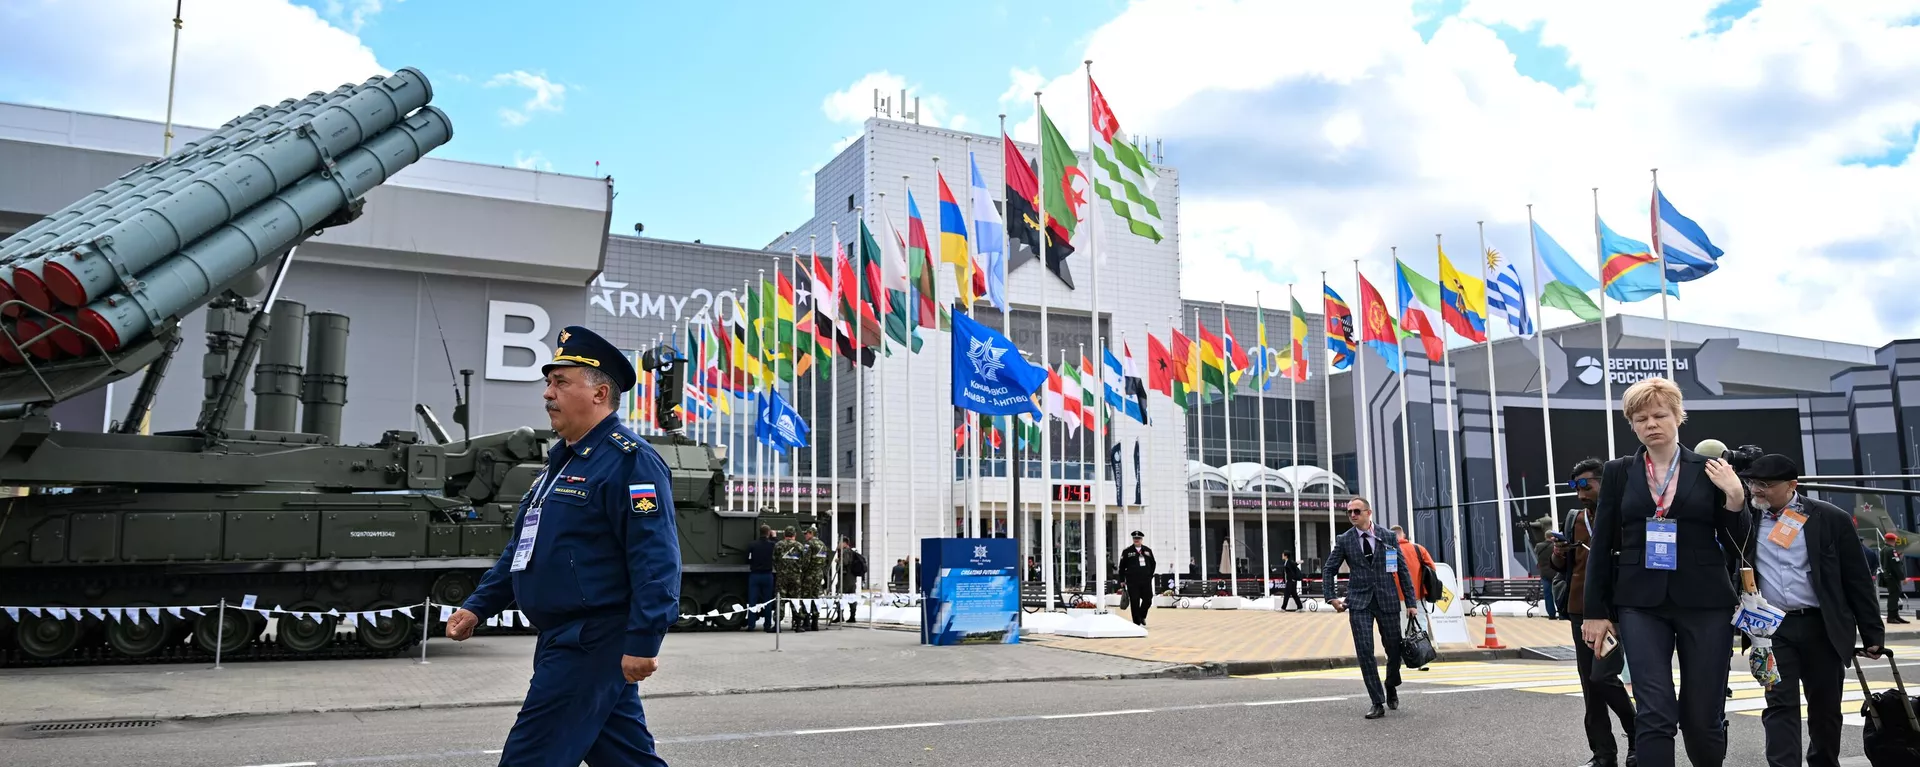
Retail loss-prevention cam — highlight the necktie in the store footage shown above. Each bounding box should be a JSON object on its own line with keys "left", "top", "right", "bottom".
{"left": 1363, "top": 533, "right": 1374, "bottom": 559}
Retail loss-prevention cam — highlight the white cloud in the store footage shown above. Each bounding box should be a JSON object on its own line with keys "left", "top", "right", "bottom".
{"left": 512, "top": 150, "right": 554, "bottom": 172}
{"left": 0, "top": 0, "right": 386, "bottom": 131}
{"left": 821, "top": 71, "right": 967, "bottom": 131}
{"left": 322, "top": 0, "right": 397, "bottom": 34}
{"left": 487, "top": 70, "right": 567, "bottom": 127}
{"left": 1004, "top": 0, "right": 1920, "bottom": 346}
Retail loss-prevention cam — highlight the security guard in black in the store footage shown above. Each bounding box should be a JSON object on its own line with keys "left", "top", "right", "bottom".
{"left": 447, "top": 325, "right": 681, "bottom": 767}
{"left": 1118, "top": 531, "right": 1157, "bottom": 626}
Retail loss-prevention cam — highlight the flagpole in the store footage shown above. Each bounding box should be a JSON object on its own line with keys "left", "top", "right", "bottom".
{"left": 790, "top": 248, "right": 802, "bottom": 522}
{"left": 1085, "top": 59, "right": 1111, "bottom": 612}
{"left": 1219, "top": 301, "right": 1237, "bottom": 597}
{"left": 995, "top": 116, "right": 1019, "bottom": 555}
{"left": 828, "top": 221, "right": 843, "bottom": 588}
{"left": 851, "top": 210, "right": 866, "bottom": 584}
{"left": 1651, "top": 168, "right": 1674, "bottom": 380}
{"left": 875, "top": 191, "right": 891, "bottom": 594}
{"left": 1527, "top": 204, "right": 1562, "bottom": 571}
{"left": 1321, "top": 272, "right": 1337, "bottom": 565}
{"left": 1288, "top": 282, "right": 1302, "bottom": 571}
{"left": 808, "top": 236, "right": 821, "bottom": 532}
{"left": 1437, "top": 235, "right": 1465, "bottom": 573}
{"left": 1393, "top": 247, "right": 1415, "bottom": 537}
{"left": 755, "top": 269, "right": 767, "bottom": 513}
{"left": 1256, "top": 291, "right": 1271, "bottom": 600}
{"left": 1593, "top": 188, "right": 1617, "bottom": 456}
{"left": 1478, "top": 221, "right": 1508, "bottom": 581}
{"left": 1078, "top": 342, "right": 1088, "bottom": 593}
{"left": 1353, "top": 259, "right": 1373, "bottom": 514}
{"left": 1028, "top": 99, "right": 1058, "bottom": 612}
{"left": 900, "top": 175, "right": 918, "bottom": 595}
{"left": 1194, "top": 308, "right": 1207, "bottom": 588}
{"left": 739, "top": 278, "right": 751, "bottom": 512}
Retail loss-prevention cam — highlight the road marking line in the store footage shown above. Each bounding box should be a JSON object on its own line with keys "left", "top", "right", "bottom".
{"left": 235, "top": 763, "right": 317, "bottom": 767}
{"left": 483, "top": 749, "right": 504, "bottom": 754}
{"left": 793, "top": 722, "right": 944, "bottom": 735}
{"left": 1039, "top": 709, "right": 1155, "bottom": 720}
{"left": 1243, "top": 696, "right": 1347, "bottom": 706}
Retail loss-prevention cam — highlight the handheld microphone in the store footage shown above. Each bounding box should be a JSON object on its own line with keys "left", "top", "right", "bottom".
{"left": 1695, "top": 439, "right": 1728, "bottom": 459}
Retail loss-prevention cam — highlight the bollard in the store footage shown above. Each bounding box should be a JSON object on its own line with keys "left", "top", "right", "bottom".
{"left": 417, "top": 599, "right": 431, "bottom": 664}
{"left": 213, "top": 598, "right": 227, "bottom": 670}
{"left": 772, "top": 594, "right": 782, "bottom": 653}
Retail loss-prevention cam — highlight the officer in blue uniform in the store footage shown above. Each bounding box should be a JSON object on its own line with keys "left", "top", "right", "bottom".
{"left": 446, "top": 325, "right": 682, "bottom": 767}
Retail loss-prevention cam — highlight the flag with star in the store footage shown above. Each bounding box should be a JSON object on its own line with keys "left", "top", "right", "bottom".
{"left": 950, "top": 310, "right": 1047, "bottom": 417}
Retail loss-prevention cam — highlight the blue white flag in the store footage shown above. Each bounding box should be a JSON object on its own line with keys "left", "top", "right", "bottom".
{"left": 969, "top": 152, "right": 1009, "bottom": 312}
{"left": 950, "top": 310, "right": 1047, "bottom": 417}
{"left": 1486, "top": 263, "right": 1534, "bottom": 338}
{"left": 755, "top": 388, "right": 809, "bottom": 449}
{"left": 1103, "top": 348, "right": 1147, "bottom": 424}
{"left": 1654, "top": 187, "right": 1724, "bottom": 283}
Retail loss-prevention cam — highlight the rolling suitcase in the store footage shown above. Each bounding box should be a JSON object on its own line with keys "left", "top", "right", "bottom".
{"left": 1855, "top": 647, "right": 1920, "bottom": 765}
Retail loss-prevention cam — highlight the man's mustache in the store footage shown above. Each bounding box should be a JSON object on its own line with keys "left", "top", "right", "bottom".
{"left": 545, "top": 401, "right": 560, "bottom": 412}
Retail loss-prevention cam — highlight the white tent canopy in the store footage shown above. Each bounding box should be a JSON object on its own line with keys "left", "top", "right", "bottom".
{"left": 1186, "top": 462, "right": 1347, "bottom": 494}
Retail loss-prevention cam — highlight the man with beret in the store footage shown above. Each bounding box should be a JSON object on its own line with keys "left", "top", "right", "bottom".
{"left": 446, "top": 325, "right": 682, "bottom": 766}
{"left": 1741, "top": 454, "right": 1883, "bottom": 767}
{"left": 1117, "top": 531, "right": 1157, "bottom": 627}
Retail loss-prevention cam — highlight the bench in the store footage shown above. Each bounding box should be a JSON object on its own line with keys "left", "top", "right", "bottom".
{"left": 1304, "top": 579, "right": 1349, "bottom": 610}
{"left": 1466, "top": 578, "right": 1543, "bottom": 615}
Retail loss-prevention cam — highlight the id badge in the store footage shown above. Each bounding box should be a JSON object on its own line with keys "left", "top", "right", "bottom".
{"left": 1385, "top": 548, "right": 1400, "bottom": 574}
{"left": 1768, "top": 510, "right": 1807, "bottom": 549}
{"left": 510, "top": 503, "right": 542, "bottom": 572}
{"left": 1645, "top": 518, "right": 1678, "bottom": 571}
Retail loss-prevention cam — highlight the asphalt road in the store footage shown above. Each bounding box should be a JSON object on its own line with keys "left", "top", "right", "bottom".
{"left": 2, "top": 660, "right": 1888, "bottom": 766}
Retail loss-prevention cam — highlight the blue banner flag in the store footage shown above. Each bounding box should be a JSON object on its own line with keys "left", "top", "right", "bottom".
{"left": 755, "top": 388, "right": 809, "bottom": 449}
{"left": 950, "top": 310, "right": 1048, "bottom": 417}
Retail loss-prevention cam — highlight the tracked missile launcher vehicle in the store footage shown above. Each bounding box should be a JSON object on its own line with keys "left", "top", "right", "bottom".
{"left": 0, "top": 68, "right": 780, "bottom": 665}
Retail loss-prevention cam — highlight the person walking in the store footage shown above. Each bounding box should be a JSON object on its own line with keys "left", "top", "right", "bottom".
{"left": 1325, "top": 497, "right": 1420, "bottom": 720}
{"left": 1278, "top": 552, "right": 1305, "bottom": 611}
{"left": 1881, "top": 535, "right": 1909, "bottom": 624}
{"left": 1582, "top": 377, "right": 1752, "bottom": 767}
{"left": 447, "top": 325, "right": 680, "bottom": 766}
{"left": 1553, "top": 458, "right": 1636, "bottom": 767}
{"left": 1117, "top": 530, "right": 1157, "bottom": 627}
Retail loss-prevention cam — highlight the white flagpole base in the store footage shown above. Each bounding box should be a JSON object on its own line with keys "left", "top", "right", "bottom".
{"left": 1249, "top": 596, "right": 1279, "bottom": 610}
{"left": 1053, "top": 611, "right": 1148, "bottom": 639}
{"left": 1206, "top": 596, "right": 1247, "bottom": 610}
{"left": 1020, "top": 611, "right": 1072, "bottom": 635}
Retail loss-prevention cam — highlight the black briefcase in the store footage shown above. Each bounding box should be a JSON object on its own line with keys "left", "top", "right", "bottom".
{"left": 1855, "top": 648, "right": 1920, "bottom": 766}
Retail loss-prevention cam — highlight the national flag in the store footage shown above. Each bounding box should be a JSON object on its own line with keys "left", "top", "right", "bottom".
{"left": 1599, "top": 217, "right": 1678, "bottom": 303}
{"left": 1485, "top": 252, "right": 1535, "bottom": 338}
{"left": 1253, "top": 302, "right": 1274, "bottom": 391}
{"left": 1016, "top": 412, "right": 1042, "bottom": 454}
{"left": 801, "top": 257, "right": 834, "bottom": 378}
{"left": 1079, "top": 353, "right": 1099, "bottom": 431}
{"left": 1653, "top": 186, "right": 1724, "bottom": 283}
{"left": 746, "top": 276, "right": 764, "bottom": 360}
{"left": 1003, "top": 132, "right": 1076, "bottom": 287}
{"left": 683, "top": 383, "right": 714, "bottom": 422}
{"left": 880, "top": 214, "right": 920, "bottom": 351}
{"left": 1146, "top": 332, "right": 1173, "bottom": 396}
{"left": 1529, "top": 221, "right": 1604, "bottom": 321}
{"left": 1086, "top": 76, "right": 1163, "bottom": 242}
{"left": 1196, "top": 322, "right": 1229, "bottom": 395}
{"left": 1437, "top": 246, "right": 1488, "bottom": 343}
{"left": 968, "top": 152, "right": 1008, "bottom": 312}
{"left": 1121, "top": 340, "right": 1149, "bottom": 405}
{"left": 1043, "top": 367, "right": 1066, "bottom": 426}
{"left": 1169, "top": 328, "right": 1196, "bottom": 410}
{"left": 1288, "top": 294, "right": 1309, "bottom": 383}
{"left": 906, "top": 192, "right": 938, "bottom": 329}
{"left": 1323, "top": 285, "right": 1355, "bottom": 371}
{"left": 1357, "top": 274, "right": 1403, "bottom": 374}
{"left": 774, "top": 271, "right": 809, "bottom": 379}
{"left": 1057, "top": 362, "right": 1085, "bottom": 436}
{"left": 1394, "top": 259, "right": 1446, "bottom": 361}
{"left": 841, "top": 225, "right": 884, "bottom": 361}
{"left": 1038, "top": 109, "right": 1087, "bottom": 290}
{"left": 1103, "top": 348, "right": 1146, "bottom": 424}
{"left": 936, "top": 171, "right": 977, "bottom": 307}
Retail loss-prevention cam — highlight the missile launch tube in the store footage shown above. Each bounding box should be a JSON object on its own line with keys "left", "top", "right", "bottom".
{"left": 24, "top": 67, "right": 435, "bottom": 309}
{"left": 253, "top": 299, "right": 306, "bottom": 432}
{"left": 77, "top": 106, "right": 453, "bottom": 353}
{"left": 300, "top": 310, "right": 349, "bottom": 442}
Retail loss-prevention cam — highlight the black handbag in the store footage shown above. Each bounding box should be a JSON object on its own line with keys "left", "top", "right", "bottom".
{"left": 1419, "top": 556, "right": 1443, "bottom": 604}
{"left": 1403, "top": 612, "right": 1438, "bottom": 669}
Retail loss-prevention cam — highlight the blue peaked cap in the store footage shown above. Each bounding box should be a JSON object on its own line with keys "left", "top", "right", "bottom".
{"left": 542, "top": 325, "right": 636, "bottom": 393}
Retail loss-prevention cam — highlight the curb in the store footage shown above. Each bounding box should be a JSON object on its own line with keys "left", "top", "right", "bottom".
{"left": 1216, "top": 648, "right": 1532, "bottom": 676}
{"left": 0, "top": 664, "right": 1220, "bottom": 728}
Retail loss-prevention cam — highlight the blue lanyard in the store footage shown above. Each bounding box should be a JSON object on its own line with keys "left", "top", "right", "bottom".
{"left": 532, "top": 457, "right": 575, "bottom": 508}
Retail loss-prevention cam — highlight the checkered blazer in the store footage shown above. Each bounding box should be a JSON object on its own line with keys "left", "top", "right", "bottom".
{"left": 1323, "top": 525, "right": 1418, "bottom": 613}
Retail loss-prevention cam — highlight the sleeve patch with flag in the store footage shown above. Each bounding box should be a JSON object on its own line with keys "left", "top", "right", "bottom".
{"left": 630, "top": 483, "right": 659, "bottom": 513}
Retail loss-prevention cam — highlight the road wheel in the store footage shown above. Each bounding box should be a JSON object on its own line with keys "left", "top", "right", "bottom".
{"left": 276, "top": 601, "right": 338, "bottom": 654}
{"left": 709, "top": 593, "right": 747, "bottom": 630}
{"left": 429, "top": 572, "right": 476, "bottom": 609}
{"left": 193, "top": 605, "right": 254, "bottom": 655}
{"left": 15, "top": 611, "right": 80, "bottom": 659}
{"left": 103, "top": 604, "right": 171, "bottom": 658}
{"left": 355, "top": 601, "right": 415, "bottom": 651}
{"left": 672, "top": 595, "right": 700, "bottom": 630}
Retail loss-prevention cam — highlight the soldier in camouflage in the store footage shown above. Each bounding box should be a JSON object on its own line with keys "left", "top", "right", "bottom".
{"left": 800, "top": 525, "right": 828, "bottom": 630}
{"left": 773, "top": 527, "right": 806, "bottom": 631}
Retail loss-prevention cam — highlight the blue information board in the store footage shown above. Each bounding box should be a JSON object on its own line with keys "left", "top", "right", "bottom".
{"left": 919, "top": 538, "right": 1020, "bottom": 646}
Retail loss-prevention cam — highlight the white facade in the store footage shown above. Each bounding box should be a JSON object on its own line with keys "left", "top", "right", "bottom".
{"left": 772, "top": 118, "right": 1188, "bottom": 579}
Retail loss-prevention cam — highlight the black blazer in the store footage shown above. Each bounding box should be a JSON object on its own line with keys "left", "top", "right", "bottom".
{"left": 1745, "top": 497, "right": 1886, "bottom": 665}
{"left": 1584, "top": 446, "right": 1752, "bottom": 620}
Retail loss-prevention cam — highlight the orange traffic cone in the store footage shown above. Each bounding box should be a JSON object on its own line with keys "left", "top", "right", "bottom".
{"left": 1480, "top": 612, "right": 1507, "bottom": 649}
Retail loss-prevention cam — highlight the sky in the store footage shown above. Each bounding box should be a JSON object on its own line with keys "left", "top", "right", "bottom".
{"left": 2, "top": 0, "right": 1917, "bottom": 348}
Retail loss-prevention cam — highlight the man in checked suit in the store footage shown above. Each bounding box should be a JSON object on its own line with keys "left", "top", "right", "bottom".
{"left": 1325, "top": 496, "right": 1421, "bottom": 720}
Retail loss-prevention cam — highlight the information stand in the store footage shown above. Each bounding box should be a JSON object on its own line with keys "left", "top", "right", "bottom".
{"left": 919, "top": 538, "right": 1020, "bottom": 646}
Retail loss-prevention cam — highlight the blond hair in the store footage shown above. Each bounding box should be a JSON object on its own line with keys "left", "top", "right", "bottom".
{"left": 1622, "top": 376, "right": 1687, "bottom": 424}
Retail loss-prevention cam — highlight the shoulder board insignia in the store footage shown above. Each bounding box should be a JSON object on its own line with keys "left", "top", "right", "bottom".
{"left": 551, "top": 486, "right": 589, "bottom": 499}
{"left": 629, "top": 483, "right": 658, "bottom": 513}
{"left": 608, "top": 431, "right": 638, "bottom": 454}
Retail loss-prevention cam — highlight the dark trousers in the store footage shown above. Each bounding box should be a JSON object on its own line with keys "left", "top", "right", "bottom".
{"left": 1280, "top": 581, "right": 1304, "bottom": 610}
{"left": 746, "top": 572, "right": 774, "bottom": 629}
{"left": 1761, "top": 612, "right": 1846, "bottom": 767}
{"left": 1569, "top": 614, "right": 1636, "bottom": 758}
{"left": 1542, "top": 576, "right": 1559, "bottom": 618}
{"left": 499, "top": 613, "right": 667, "bottom": 767}
{"left": 1125, "top": 580, "right": 1153, "bottom": 625}
{"left": 1619, "top": 604, "right": 1735, "bottom": 767}
{"left": 1347, "top": 602, "right": 1405, "bottom": 706}
{"left": 1887, "top": 585, "right": 1902, "bottom": 620}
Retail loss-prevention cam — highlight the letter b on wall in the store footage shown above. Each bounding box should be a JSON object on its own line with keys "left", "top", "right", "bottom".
{"left": 486, "top": 300, "right": 550, "bottom": 381}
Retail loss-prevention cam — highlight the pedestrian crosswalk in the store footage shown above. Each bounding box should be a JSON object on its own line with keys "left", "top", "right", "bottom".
{"left": 1237, "top": 644, "right": 1920, "bottom": 728}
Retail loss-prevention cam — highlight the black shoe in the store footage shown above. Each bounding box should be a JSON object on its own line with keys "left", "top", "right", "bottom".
{"left": 1624, "top": 748, "right": 1636, "bottom": 767}
{"left": 1365, "top": 705, "right": 1386, "bottom": 719}
{"left": 1578, "top": 757, "right": 1618, "bottom": 767}
{"left": 1386, "top": 690, "right": 1398, "bottom": 710}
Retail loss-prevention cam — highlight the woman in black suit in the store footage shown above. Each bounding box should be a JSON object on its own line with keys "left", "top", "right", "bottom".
{"left": 1581, "top": 377, "right": 1751, "bottom": 767}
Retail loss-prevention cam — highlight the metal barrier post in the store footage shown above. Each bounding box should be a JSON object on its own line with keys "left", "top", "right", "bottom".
{"left": 212, "top": 598, "right": 226, "bottom": 670}
{"left": 772, "top": 594, "right": 782, "bottom": 653}
{"left": 417, "top": 599, "right": 431, "bottom": 664}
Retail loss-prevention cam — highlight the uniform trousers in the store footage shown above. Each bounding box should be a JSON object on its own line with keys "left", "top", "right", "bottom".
{"left": 1761, "top": 611, "right": 1846, "bottom": 767}
{"left": 1347, "top": 603, "right": 1404, "bottom": 706}
{"left": 1618, "top": 604, "right": 1734, "bottom": 767}
{"left": 1124, "top": 579, "right": 1153, "bottom": 625}
{"left": 498, "top": 612, "right": 668, "bottom": 767}
{"left": 746, "top": 572, "right": 774, "bottom": 630}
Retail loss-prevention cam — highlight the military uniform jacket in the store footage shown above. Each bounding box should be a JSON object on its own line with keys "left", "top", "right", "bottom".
{"left": 462, "top": 412, "right": 683, "bottom": 658}
{"left": 1118, "top": 544, "right": 1156, "bottom": 583}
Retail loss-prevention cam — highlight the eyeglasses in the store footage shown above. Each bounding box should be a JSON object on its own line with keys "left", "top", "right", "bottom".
{"left": 1749, "top": 479, "right": 1787, "bottom": 491}
{"left": 1569, "top": 478, "right": 1596, "bottom": 491}
{"left": 1346, "top": 509, "right": 1366, "bottom": 516}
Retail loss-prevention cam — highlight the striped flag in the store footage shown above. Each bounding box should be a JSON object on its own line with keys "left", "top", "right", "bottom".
{"left": 967, "top": 152, "right": 1008, "bottom": 311}
{"left": 1486, "top": 259, "right": 1534, "bottom": 338}
{"left": 1653, "top": 186, "right": 1724, "bottom": 283}
{"left": 1087, "top": 76, "right": 1163, "bottom": 242}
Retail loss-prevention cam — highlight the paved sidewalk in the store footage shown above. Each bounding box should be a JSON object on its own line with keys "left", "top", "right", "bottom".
{"left": 0, "top": 624, "right": 1192, "bottom": 726}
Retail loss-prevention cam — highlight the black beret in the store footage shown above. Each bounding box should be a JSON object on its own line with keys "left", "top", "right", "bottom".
{"left": 541, "top": 325, "right": 636, "bottom": 393}
{"left": 1740, "top": 454, "right": 1801, "bottom": 482}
